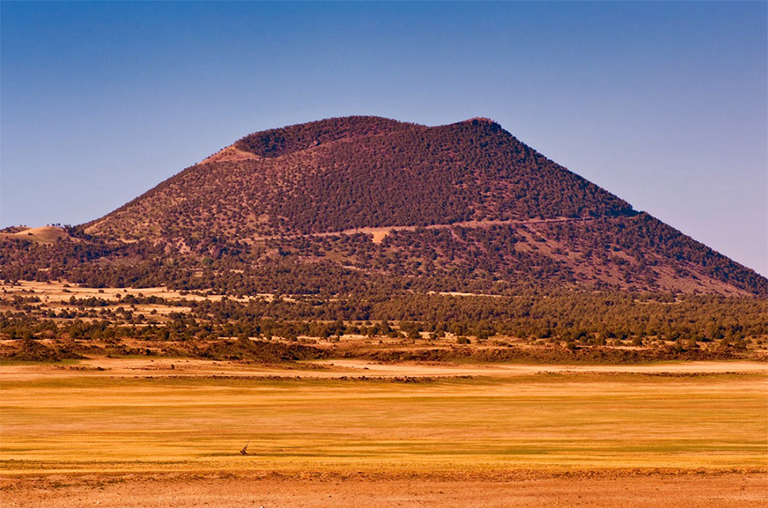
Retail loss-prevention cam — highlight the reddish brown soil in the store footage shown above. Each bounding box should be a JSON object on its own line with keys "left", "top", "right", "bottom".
{"left": 2, "top": 470, "right": 766, "bottom": 508}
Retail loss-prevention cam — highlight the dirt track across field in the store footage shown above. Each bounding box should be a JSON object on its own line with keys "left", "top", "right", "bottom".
{"left": 2, "top": 358, "right": 765, "bottom": 382}
{"left": 323, "top": 359, "right": 768, "bottom": 376}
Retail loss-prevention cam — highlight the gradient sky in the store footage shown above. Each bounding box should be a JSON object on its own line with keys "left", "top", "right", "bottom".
{"left": 2, "top": 2, "right": 766, "bottom": 275}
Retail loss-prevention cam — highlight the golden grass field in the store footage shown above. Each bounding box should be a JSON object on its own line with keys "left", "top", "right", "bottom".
{"left": 1, "top": 358, "right": 767, "bottom": 507}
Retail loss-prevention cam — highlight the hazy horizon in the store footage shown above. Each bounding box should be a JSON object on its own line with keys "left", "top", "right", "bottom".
{"left": 2, "top": 2, "right": 766, "bottom": 275}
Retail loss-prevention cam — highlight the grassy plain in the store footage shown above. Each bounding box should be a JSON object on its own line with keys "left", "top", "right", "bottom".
{"left": 1, "top": 365, "right": 765, "bottom": 467}
{"left": 2, "top": 358, "right": 767, "bottom": 506}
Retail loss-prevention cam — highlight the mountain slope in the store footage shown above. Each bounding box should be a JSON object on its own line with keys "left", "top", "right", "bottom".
{"left": 84, "top": 117, "right": 633, "bottom": 242}
{"left": 3, "top": 116, "right": 766, "bottom": 296}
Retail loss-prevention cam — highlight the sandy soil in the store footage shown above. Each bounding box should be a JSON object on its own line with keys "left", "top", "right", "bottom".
{"left": 2, "top": 357, "right": 765, "bottom": 383}
{"left": 2, "top": 470, "right": 766, "bottom": 508}
{"left": 323, "top": 359, "right": 768, "bottom": 376}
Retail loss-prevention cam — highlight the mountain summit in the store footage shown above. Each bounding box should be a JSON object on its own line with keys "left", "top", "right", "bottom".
{"left": 86, "top": 116, "right": 633, "bottom": 241}
{"left": 3, "top": 116, "right": 766, "bottom": 296}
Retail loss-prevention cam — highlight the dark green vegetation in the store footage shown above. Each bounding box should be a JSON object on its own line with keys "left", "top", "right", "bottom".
{"left": 1, "top": 288, "right": 765, "bottom": 363}
{"left": 1, "top": 116, "right": 766, "bottom": 363}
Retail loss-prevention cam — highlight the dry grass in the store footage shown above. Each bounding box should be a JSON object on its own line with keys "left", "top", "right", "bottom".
{"left": 0, "top": 226, "right": 71, "bottom": 244}
{"left": 2, "top": 360, "right": 766, "bottom": 506}
{"left": 0, "top": 280, "right": 253, "bottom": 303}
{"left": 1, "top": 363, "right": 765, "bottom": 476}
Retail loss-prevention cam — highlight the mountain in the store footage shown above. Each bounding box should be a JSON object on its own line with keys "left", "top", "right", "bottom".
{"left": 2, "top": 116, "right": 766, "bottom": 296}
{"left": 85, "top": 117, "right": 633, "bottom": 241}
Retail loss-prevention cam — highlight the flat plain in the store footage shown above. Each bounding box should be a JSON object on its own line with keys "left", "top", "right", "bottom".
{"left": 1, "top": 358, "right": 766, "bottom": 507}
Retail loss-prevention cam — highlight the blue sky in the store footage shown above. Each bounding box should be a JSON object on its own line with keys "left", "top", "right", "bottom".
{"left": 2, "top": 1, "right": 766, "bottom": 275}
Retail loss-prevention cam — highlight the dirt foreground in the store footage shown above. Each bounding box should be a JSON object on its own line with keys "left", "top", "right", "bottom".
{"left": 3, "top": 470, "right": 766, "bottom": 508}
